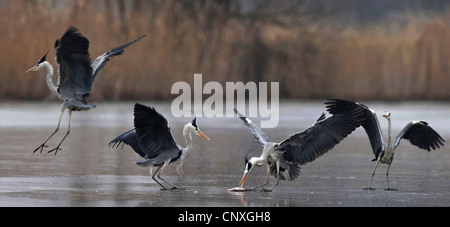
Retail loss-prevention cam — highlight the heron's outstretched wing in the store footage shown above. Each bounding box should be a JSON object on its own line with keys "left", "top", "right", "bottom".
{"left": 234, "top": 109, "right": 269, "bottom": 146}
{"left": 314, "top": 112, "right": 327, "bottom": 124}
{"left": 55, "top": 26, "right": 93, "bottom": 102}
{"left": 133, "top": 103, "right": 181, "bottom": 159}
{"left": 393, "top": 121, "right": 445, "bottom": 152}
{"left": 91, "top": 34, "right": 147, "bottom": 80}
{"left": 276, "top": 111, "right": 363, "bottom": 165}
{"left": 326, "top": 99, "right": 385, "bottom": 159}
{"left": 109, "top": 129, "right": 146, "bottom": 158}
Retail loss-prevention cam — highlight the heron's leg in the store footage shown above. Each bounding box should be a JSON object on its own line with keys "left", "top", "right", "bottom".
{"left": 250, "top": 165, "right": 271, "bottom": 191}
{"left": 48, "top": 110, "right": 72, "bottom": 155}
{"left": 152, "top": 166, "right": 168, "bottom": 190}
{"left": 33, "top": 108, "right": 65, "bottom": 153}
{"left": 262, "top": 162, "right": 280, "bottom": 192}
{"left": 158, "top": 161, "right": 185, "bottom": 190}
{"left": 364, "top": 157, "right": 381, "bottom": 190}
{"left": 176, "top": 160, "right": 185, "bottom": 176}
{"left": 384, "top": 163, "right": 397, "bottom": 191}
{"left": 149, "top": 167, "right": 154, "bottom": 176}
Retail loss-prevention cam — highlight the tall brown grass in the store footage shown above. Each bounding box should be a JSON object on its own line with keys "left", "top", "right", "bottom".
{"left": 0, "top": 0, "right": 449, "bottom": 101}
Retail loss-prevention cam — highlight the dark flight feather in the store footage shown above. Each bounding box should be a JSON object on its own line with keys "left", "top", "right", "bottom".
{"left": 326, "top": 99, "right": 385, "bottom": 159}
{"left": 393, "top": 121, "right": 445, "bottom": 152}
{"left": 276, "top": 109, "right": 364, "bottom": 165}
{"left": 110, "top": 104, "right": 182, "bottom": 166}
{"left": 109, "top": 129, "right": 146, "bottom": 158}
{"left": 91, "top": 34, "right": 147, "bottom": 80}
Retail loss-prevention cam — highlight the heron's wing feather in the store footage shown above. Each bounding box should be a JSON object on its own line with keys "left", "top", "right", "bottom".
{"left": 276, "top": 112, "right": 362, "bottom": 165}
{"left": 91, "top": 34, "right": 147, "bottom": 80}
{"left": 361, "top": 111, "right": 385, "bottom": 158}
{"left": 55, "top": 26, "right": 93, "bottom": 102}
{"left": 314, "top": 112, "right": 327, "bottom": 124}
{"left": 326, "top": 99, "right": 385, "bottom": 158}
{"left": 109, "top": 129, "right": 146, "bottom": 158}
{"left": 234, "top": 109, "right": 269, "bottom": 146}
{"left": 133, "top": 103, "right": 181, "bottom": 159}
{"left": 393, "top": 121, "right": 445, "bottom": 152}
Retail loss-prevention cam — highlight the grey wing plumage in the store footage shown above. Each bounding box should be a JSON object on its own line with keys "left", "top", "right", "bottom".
{"left": 234, "top": 109, "right": 269, "bottom": 146}
{"left": 277, "top": 111, "right": 363, "bottom": 165}
{"left": 393, "top": 121, "right": 445, "bottom": 152}
{"left": 109, "top": 129, "right": 146, "bottom": 158}
{"left": 326, "top": 99, "right": 385, "bottom": 159}
{"left": 133, "top": 103, "right": 181, "bottom": 160}
{"left": 55, "top": 26, "right": 93, "bottom": 103}
{"left": 91, "top": 34, "right": 147, "bottom": 80}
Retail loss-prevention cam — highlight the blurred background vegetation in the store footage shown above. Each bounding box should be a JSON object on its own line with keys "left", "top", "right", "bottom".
{"left": 0, "top": 0, "right": 449, "bottom": 101}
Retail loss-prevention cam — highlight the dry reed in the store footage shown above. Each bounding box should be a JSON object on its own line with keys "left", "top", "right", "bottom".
{"left": 0, "top": 0, "right": 448, "bottom": 101}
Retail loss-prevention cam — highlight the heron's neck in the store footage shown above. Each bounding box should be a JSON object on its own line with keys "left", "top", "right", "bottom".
{"left": 43, "top": 61, "right": 58, "bottom": 97}
{"left": 179, "top": 126, "right": 194, "bottom": 165}
{"left": 256, "top": 144, "right": 273, "bottom": 164}
{"left": 183, "top": 125, "right": 194, "bottom": 150}
{"left": 386, "top": 118, "right": 392, "bottom": 152}
{"left": 176, "top": 126, "right": 195, "bottom": 175}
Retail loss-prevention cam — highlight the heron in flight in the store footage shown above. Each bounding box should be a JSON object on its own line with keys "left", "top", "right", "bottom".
{"left": 26, "top": 26, "right": 146, "bottom": 154}
{"left": 231, "top": 103, "right": 364, "bottom": 192}
{"left": 326, "top": 99, "right": 445, "bottom": 190}
{"left": 109, "top": 103, "right": 210, "bottom": 190}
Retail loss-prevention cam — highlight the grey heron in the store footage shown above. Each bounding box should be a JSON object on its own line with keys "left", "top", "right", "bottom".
{"left": 26, "top": 26, "right": 146, "bottom": 154}
{"left": 326, "top": 99, "right": 445, "bottom": 190}
{"left": 231, "top": 103, "right": 365, "bottom": 192}
{"left": 109, "top": 103, "right": 210, "bottom": 190}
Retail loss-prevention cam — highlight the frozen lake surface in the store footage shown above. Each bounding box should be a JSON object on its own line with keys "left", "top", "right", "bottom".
{"left": 0, "top": 101, "right": 449, "bottom": 207}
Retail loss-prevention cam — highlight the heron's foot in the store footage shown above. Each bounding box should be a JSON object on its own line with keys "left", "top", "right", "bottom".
{"left": 364, "top": 187, "right": 376, "bottom": 190}
{"left": 260, "top": 188, "right": 273, "bottom": 192}
{"left": 160, "top": 187, "right": 186, "bottom": 191}
{"left": 171, "top": 187, "right": 186, "bottom": 191}
{"left": 47, "top": 147, "right": 62, "bottom": 155}
{"left": 385, "top": 188, "right": 398, "bottom": 191}
{"left": 33, "top": 144, "right": 48, "bottom": 154}
{"left": 249, "top": 187, "right": 261, "bottom": 191}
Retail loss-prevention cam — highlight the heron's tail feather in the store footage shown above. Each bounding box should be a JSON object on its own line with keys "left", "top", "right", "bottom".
{"left": 270, "top": 162, "right": 301, "bottom": 181}
{"left": 63, "top": 99, "right": 96, "bottom": 111}
{"left": 137, "top": 159, "right": 156, "bottom": 167}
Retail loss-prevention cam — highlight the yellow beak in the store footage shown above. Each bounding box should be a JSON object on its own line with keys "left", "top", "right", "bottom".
{"left": 198, "top": 130, "right": 210, "bottom": 141}
{"left": 25, "top": 66, "right": 38, "bottom": 74}
{"left": 239, "top": 172, "right": 249, "bottom": 187}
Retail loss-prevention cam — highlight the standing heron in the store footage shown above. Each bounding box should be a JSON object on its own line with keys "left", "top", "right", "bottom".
{"left": 325, "top": 99, "right": 445, "bottom": 190}
{"left": 231, "top": 103, "right": 365, "bottom": 192}
{"left": 26, "top": 26, "right": 146, "bottom": 154}
{"left": 109, "top": 103, "right": 210, "bottom": 190}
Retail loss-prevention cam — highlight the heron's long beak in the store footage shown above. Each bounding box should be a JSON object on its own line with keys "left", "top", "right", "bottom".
{"left": 239, "top": 172, "right": 249, "bottom": 187}
{"left": 25, "top": 66, "right": 38, "bottom": 74}
{"left": 198, "top": 130, "right": 210, "bottom": 141}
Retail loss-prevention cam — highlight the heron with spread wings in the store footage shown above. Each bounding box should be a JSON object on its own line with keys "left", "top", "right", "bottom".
{"left": 26, "top": 26, "right": 146, "bottom": 154}
{"left": 109, "top": 103, "right": 210, "bottom": 190}
{"left": 325, "top": 99, "right": 445, "bottom": 190}
{"left": 231, "top": 103, "right": 365, "bottom": 192}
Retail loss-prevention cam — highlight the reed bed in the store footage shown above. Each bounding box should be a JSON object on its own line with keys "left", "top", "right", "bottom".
{"left": 0, "top": 0, "right": 448, "bottom": 101}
